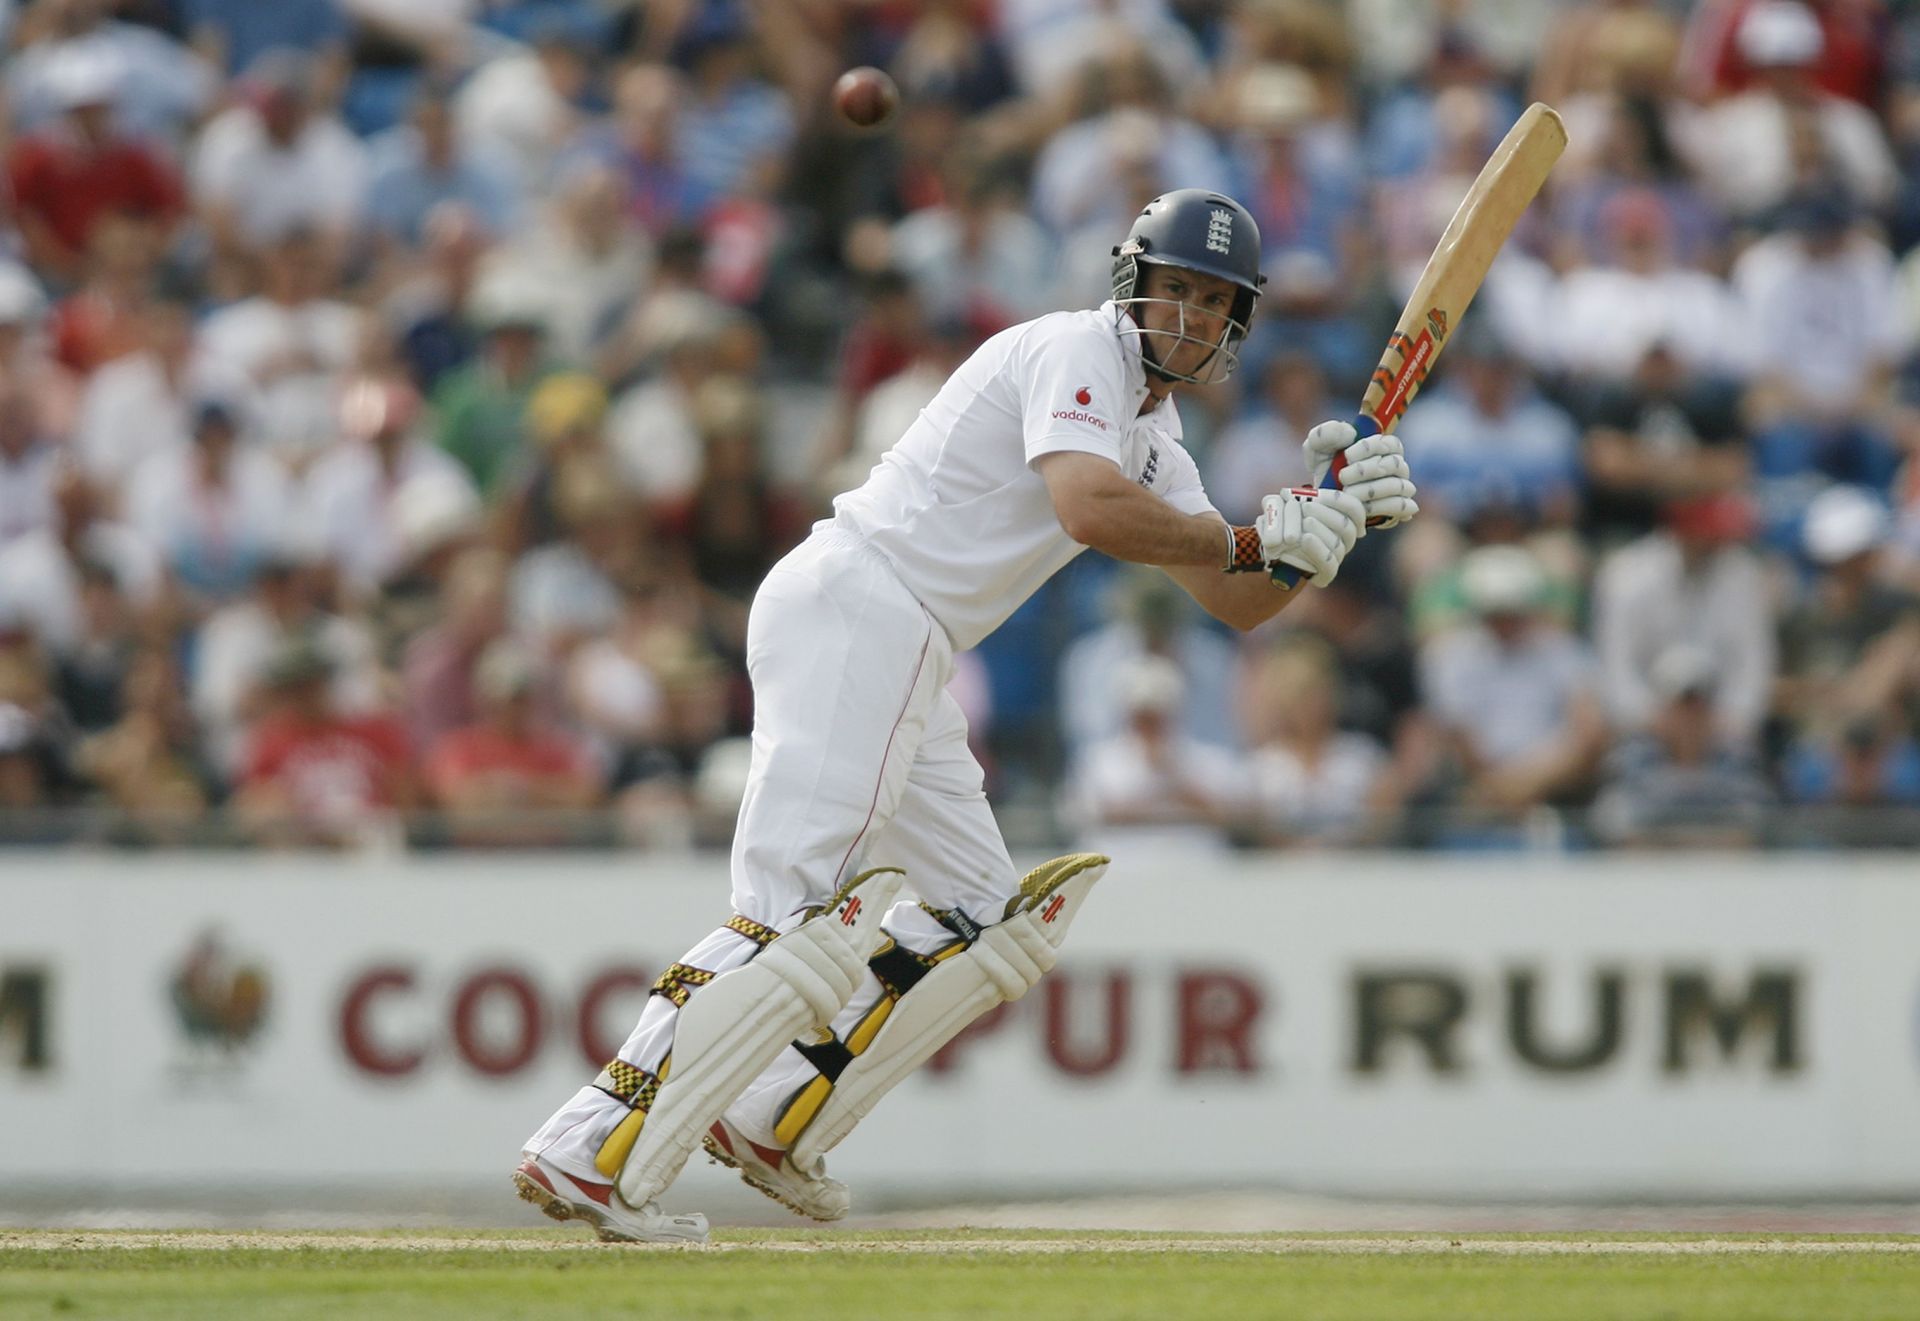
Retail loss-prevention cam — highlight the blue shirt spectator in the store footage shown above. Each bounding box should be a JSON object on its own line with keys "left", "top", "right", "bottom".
{"left": 366, "top": 90, "right": 523, "bottom": 245}
{"left": 1394, "top": 347, "right": 1583, "bottom": 525}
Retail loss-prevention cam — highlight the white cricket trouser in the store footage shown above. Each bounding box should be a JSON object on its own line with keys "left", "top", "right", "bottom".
{"left": 526, "top": 526, "right": 1020, "bottom": 1178}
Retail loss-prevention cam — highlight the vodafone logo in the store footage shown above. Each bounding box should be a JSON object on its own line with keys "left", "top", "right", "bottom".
{"left": 1050, "top": 408, "right": 1109, "bottom": 431}
{"left": 1075, "top": 385, "right": 1092, "bottom": 406}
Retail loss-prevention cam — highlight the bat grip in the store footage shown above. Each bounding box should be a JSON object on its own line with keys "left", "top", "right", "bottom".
{"left": 1267, "top": 411, "right": 1381, "bottom": 588}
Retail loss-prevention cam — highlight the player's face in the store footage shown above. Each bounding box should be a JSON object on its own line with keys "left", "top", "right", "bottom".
{"left": 1135, "top": 266, "right": 1237, "bottom": 382}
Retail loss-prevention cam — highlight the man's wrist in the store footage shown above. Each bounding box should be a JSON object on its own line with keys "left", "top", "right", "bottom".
{"left": 1223, "top": 524, "right": 1265, "bottom": 573}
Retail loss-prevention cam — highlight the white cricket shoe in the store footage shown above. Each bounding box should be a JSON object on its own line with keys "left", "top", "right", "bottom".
{"left": 511, "top": 1152, "right": 709, "bottom": 1244}
{"left": 703, "top": 1117, "right": 850, "bottom": 1222}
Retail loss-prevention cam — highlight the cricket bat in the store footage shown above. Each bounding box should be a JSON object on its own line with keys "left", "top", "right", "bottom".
{"left": 1274, "top": 101, "right": 1566, "bottom": 585}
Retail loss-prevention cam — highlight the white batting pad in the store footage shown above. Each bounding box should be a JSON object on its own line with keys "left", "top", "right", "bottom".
{"left": 615, "top": 868, "right": 902, "bottom": 1207}
{"left": 788, "top": 854, "right": 1106, "bottom": 1168}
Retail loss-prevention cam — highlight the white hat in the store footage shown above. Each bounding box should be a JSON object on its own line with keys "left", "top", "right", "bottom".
{"left": 1236, "top": 63, "right": 1316, "bottom": 134}
{"left": 392, "top": 469, "right": 482, "bottom": 561}
{"left": 1119, "top": 655, "right": 1185, "bottom": 714}
{"left": 1460, "top": 545, "right": 1546, "bottom": 615}
{"left": 46, "top": 46, "right": 121, "bottom": 110}
{"left": 1649, "top": 643, "right": 1717, "bottom": 701}
{"left": 1737, "top": 1, "right": 1823, "bottom": 68}
{"left": 0, "top": 264, "right": 48, "bottom": 327}
{"left": 1802, "top": 485, "right": 1887, "bottom": 564}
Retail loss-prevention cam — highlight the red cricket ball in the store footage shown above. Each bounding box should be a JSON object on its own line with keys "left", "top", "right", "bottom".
{"left": 833, "top": 66, "right": 899, "bottom": 129}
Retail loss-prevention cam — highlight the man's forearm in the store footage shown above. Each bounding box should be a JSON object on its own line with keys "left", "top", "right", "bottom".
{"left": 1060, "top": 475, "right": 1233, "bottom": 568}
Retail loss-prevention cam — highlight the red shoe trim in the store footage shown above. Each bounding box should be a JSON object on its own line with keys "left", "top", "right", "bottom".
{"left": 525, "top": 1156, "right": 612, "bottom": 1206}
{"left": 746, "top": 1136, "right": 789, "bottom": 1169}
{"left": 707, "top": 1121, "right": 737, "bottom": 1157}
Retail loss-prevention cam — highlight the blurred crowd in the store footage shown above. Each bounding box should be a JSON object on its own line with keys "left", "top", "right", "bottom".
{"left": 0, "top": 0, "right": 1917, "bottom": 851}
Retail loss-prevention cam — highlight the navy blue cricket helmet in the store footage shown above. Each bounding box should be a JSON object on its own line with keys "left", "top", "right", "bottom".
{"left": 1111, "top": 189, "right": 1266, "bottom": 384}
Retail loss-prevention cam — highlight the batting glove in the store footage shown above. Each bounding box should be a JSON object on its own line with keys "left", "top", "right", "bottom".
{"left": 1301, "top": 420, "right": 1420, "bottom": 529}
{"left": 1256, "top": 486, "right": 1368, "bottom": 587}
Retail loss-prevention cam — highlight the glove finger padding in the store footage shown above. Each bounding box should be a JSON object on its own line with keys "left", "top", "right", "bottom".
{"left": 1259, "top": 488, "right": 1366, "bottom": 578}
{"left": 1339, "top": 453, "right": 1412, "bottom": 485}
{"left": 1301, "top": 419, "right": 1357, "bottom": 485}
{"left": 1338, "top": 434, "right": 1406, "bottom": 467}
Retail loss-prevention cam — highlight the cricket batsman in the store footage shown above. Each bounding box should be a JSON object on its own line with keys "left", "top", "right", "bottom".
{"left": 511, "top": 190, "right": 1419, "bottom": 1241}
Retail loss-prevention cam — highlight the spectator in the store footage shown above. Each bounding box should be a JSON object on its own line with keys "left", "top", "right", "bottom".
{"left": 6, "top": 0, "right": 216, "bottom": 140}
{"left": 50, "top": 557, "right": 140, "bottom": 734}
{"left": 479, "top": 161, "right": 651, "bottom": 364}
{"left": 1577, "top": 342, "right": 1750, "bottom": 544}
{"left": 1031, "top": 42, "right": 1230, "bottom": 236}
{"left": 384, "top": 201, "right": 492, "bottom": 391}
{"left": 191, "top": 554, "right": 381, "bottom": 777}
{"left": 425, "top": 638, "right": 601, "bottom": 838}
{"left": 510, "top": 455, "right": 637, "bottom": 648}
{"left": 573, "top": 61, "right": 710, "bottom": 237}
{"left": 231, "top": 640, "right": 414, "bottom": 848}
{"left": 889, "top": 152, "right": 1054, "bottom": 330}
{"left": 192, "top": 48, "right": 370, "bottom": 262}
{"left": 303, "top": 376, "right": 477, "bottom": 598}
{"left": 1415, "top": 545, "right": 1609, "bottom": 826}
{"left": 401, "top": 546, "right": 512, "bottom": 756}
{"left": 1550, "top": 187, "right": 1747, "bottom": 385}
{"left": 455, "top": 28, "right": 592, "bottom": 193}
{"left": 606, "top": 300, "right": 740, "bottom": 508}
{"left": 1205, "top": 352, "right": 1332, "bottom": 525}
{"left": 126, "top": 395, "right": 294, "bottom": 606}
{"left": 1689, "top": 0, "right": 1897, "bottom": 220}
{"left": 657, "top": 376, "right": 807, "bottom": 606}
{"left": 1391, "top": 326, "right": 1583, "bottom": 530}
{"left": 1244, "top": 637, "right": 1397, "bottom": 846}
{"left": 671, "top": 9, "right": 797, "bottom": 206}
{"left": 1782, "top": 713, "right": 1920, "bottom": 843}
{"left": 73, "top": 647, "right": 211, "bottom": 836}
{"left": 0, "top": 380, "right": 59, "bottom": 546}
{"left": 1065, "top": 655, "right": 1243, "bottom": 848}
{"left": 1775, "top": 485, "right": 1920, "bottom": 741}
{"left": 0, "top": 468, "right": 160, "bottom": 658}
{"left": 1592, "top": 644, "right": 1774, "bottom": 847}
{"left": 1591, "top": 492, "right": 1777, "bottom": 745}
{"left": 73, "top": 298, "right": 205, "bottom": 486}
{"left": 46, "top": 211, "right": 162, "bottom": 377}
{"left": 1059, "top": 568, "right": 1238, "bottom": 762}
{"left": 432, "top": 277, "right": 554, "bottom": 496}
{"left": 197, "top": 228, "right": 361, "bottom": 465}
{"left": 365, "top": 78, "right": 523, "bottom": 247}
{"left": 6, "top": 47, "right": 185, "bottom": 287}
{"left": 1736, "top": 191, "right": 1905, "bottom": 508}
{"left": 0, "top": 264, "right": 80, "bottom": 442}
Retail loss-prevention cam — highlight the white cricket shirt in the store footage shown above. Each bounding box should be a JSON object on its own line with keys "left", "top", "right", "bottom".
{"left": 832, "top": 301, "right": 1217, "bottom": 650}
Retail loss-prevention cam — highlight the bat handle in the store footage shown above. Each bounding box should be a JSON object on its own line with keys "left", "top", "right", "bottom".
{"left": 1267, "top": 411, "right": 1382, "bottom": 587}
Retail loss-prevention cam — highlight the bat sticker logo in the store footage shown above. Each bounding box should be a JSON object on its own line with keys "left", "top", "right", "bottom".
{"left": 1427, "top": 308, "right": 1449, "bottom": 342}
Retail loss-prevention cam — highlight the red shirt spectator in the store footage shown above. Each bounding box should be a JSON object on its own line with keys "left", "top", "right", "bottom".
{"left": 6, "top": 56, "right": 184, "bottom": 283}
{"left": 424, "top": 640, "right": 601, "bottom": 818}
{"left": 243, "top": 710, "right": 413, "bottom": 816}
{"left": 235, "top": 643, "right": 414, "bottom": 842}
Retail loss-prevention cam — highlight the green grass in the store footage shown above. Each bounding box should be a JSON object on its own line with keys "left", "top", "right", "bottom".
{"left": 3, "top": 1230, "right": 1919, "bottom": 1320}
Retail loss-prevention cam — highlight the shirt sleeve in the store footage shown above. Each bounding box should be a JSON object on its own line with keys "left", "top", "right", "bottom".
{"left": 1018, "top": 319, "right": 1131, "bottom": 469}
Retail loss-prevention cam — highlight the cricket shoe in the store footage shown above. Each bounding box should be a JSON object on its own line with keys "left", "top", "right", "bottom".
{"left": 703, "top": 1117, "right": 850, "bottom": 1222}
{"left": 511, "top": 1152, "right": 708, "bottom": 1244}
